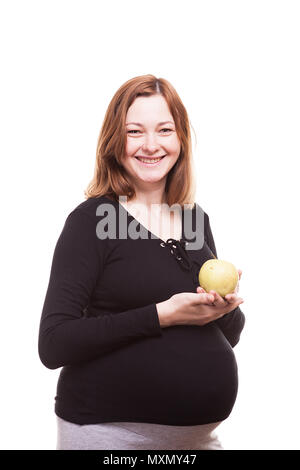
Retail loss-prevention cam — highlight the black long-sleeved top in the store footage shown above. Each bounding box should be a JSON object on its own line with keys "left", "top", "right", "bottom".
{"left": 38, "top": 195, "right": 245, "bottom": 426}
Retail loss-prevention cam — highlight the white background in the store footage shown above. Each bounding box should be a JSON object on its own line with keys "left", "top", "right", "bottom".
{"left": 1, "top": 0, "right": 299, "bottom": 450}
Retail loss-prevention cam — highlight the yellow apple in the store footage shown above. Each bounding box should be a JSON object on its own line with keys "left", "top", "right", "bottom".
{"left": 198, "top": 259, "right": 239, "bottom": 298}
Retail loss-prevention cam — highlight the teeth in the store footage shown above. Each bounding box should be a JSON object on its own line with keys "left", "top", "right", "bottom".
{"left": 137, "top": 157, "right": 163, "bottom": 164}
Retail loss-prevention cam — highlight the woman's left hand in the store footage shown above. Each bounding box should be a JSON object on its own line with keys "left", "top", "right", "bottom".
{"left": 196, "top": 269, "right": 243, "bottom": 306}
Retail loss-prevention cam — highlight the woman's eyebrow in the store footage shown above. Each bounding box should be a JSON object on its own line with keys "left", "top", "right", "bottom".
{"left": 125, "top": 121, "right": 175, "bottom": 126}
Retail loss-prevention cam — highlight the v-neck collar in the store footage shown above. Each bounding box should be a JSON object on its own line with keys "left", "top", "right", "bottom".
{"left": 116, "top": 198, "right": 187, "bottom": 245}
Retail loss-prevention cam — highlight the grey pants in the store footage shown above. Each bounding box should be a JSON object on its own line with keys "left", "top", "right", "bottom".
{"left": 56, "top": 416, "right": 223, "bottom": 450}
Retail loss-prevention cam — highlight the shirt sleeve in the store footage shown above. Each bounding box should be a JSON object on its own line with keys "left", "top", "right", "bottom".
{"left": 38, "top": 208, "right": 162, "bottom": 370}
{"left": 204, "top": 213, "right": 245, "bottom": 347}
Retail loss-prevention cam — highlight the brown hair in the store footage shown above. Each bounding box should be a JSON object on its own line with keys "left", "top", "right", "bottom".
{"left": 84, "top": 74, "right": 197, "bottom": 209}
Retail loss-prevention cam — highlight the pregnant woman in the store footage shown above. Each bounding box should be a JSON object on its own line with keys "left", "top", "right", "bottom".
{"left": 38, "top": 74, "right": 245, "bottom": 450}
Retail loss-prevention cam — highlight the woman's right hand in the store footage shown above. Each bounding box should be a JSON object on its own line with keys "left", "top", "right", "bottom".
{"left": 156, "top": 289, "right": 244, "bottom": 328}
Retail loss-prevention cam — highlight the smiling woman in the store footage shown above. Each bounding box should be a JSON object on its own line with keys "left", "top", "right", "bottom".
{"left": 38, "top": 74, "right": 245, "bottom": 451}
{"left": 84, "top": 74, "right": 197, "bottom": 209}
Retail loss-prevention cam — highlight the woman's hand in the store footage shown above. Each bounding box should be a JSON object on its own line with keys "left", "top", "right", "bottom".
{"left": 156, "top": 270, "right": 244, "bottom": 328}
{"left": 196, "top": 269, "right": 243, "bottom": 306}
{"left": 157, "top": 289, "right": 243, "bottom": 330}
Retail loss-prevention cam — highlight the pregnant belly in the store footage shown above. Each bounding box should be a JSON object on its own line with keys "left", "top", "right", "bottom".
{"left": 57, "top": 323, "right": 238, "bottom": 425}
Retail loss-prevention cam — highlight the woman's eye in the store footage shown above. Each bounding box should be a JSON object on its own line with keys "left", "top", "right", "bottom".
{"left": 127, "top": 129, "right": 173, "bottom": 134}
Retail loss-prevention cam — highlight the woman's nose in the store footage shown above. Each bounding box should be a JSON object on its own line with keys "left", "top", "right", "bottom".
{"left": 141, "top": 133, "right": 160, "bottom": 153}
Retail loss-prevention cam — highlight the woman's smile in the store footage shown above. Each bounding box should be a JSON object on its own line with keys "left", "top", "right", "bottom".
{"left": 135, "top": 155, "right": 166, "bottom": 165}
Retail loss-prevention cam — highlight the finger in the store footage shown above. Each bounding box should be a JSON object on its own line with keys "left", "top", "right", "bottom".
{"left": 233, "top": 281, "right": 240, "bottom": 294}
{"left": 225, "top": 293, "right": 234, "bottom": 302}
{"left": 209, "top": 290, "right": 227, "bottom": 306}
{"left": 196, "top": 292, "right": 215, "bottom": 304}
{"left": 225, "top": 293, "right": 238, "bottom": 303}
{"left": 238, "top": 269, "right": 242, "bottom": 280}
{"left": 197, "top": 286, "right": 206, "bottom": 293}
{"left": 228, "top": 296, "right": 244, "bottom": 306}
{"left": 231, "top": 298, "right": 244, "bottom": 309}
{"left": 197, "top": 287, "right": 215, "bottom": 303}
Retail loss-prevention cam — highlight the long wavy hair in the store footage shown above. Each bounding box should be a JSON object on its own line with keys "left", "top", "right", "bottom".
{"left": 84, "top": 74, "right": 197, "bottom": 209}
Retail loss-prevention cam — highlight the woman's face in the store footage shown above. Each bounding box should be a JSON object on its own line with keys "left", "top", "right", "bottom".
{"left": 122, "top": 94, "right": 181, "bottom": 191}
